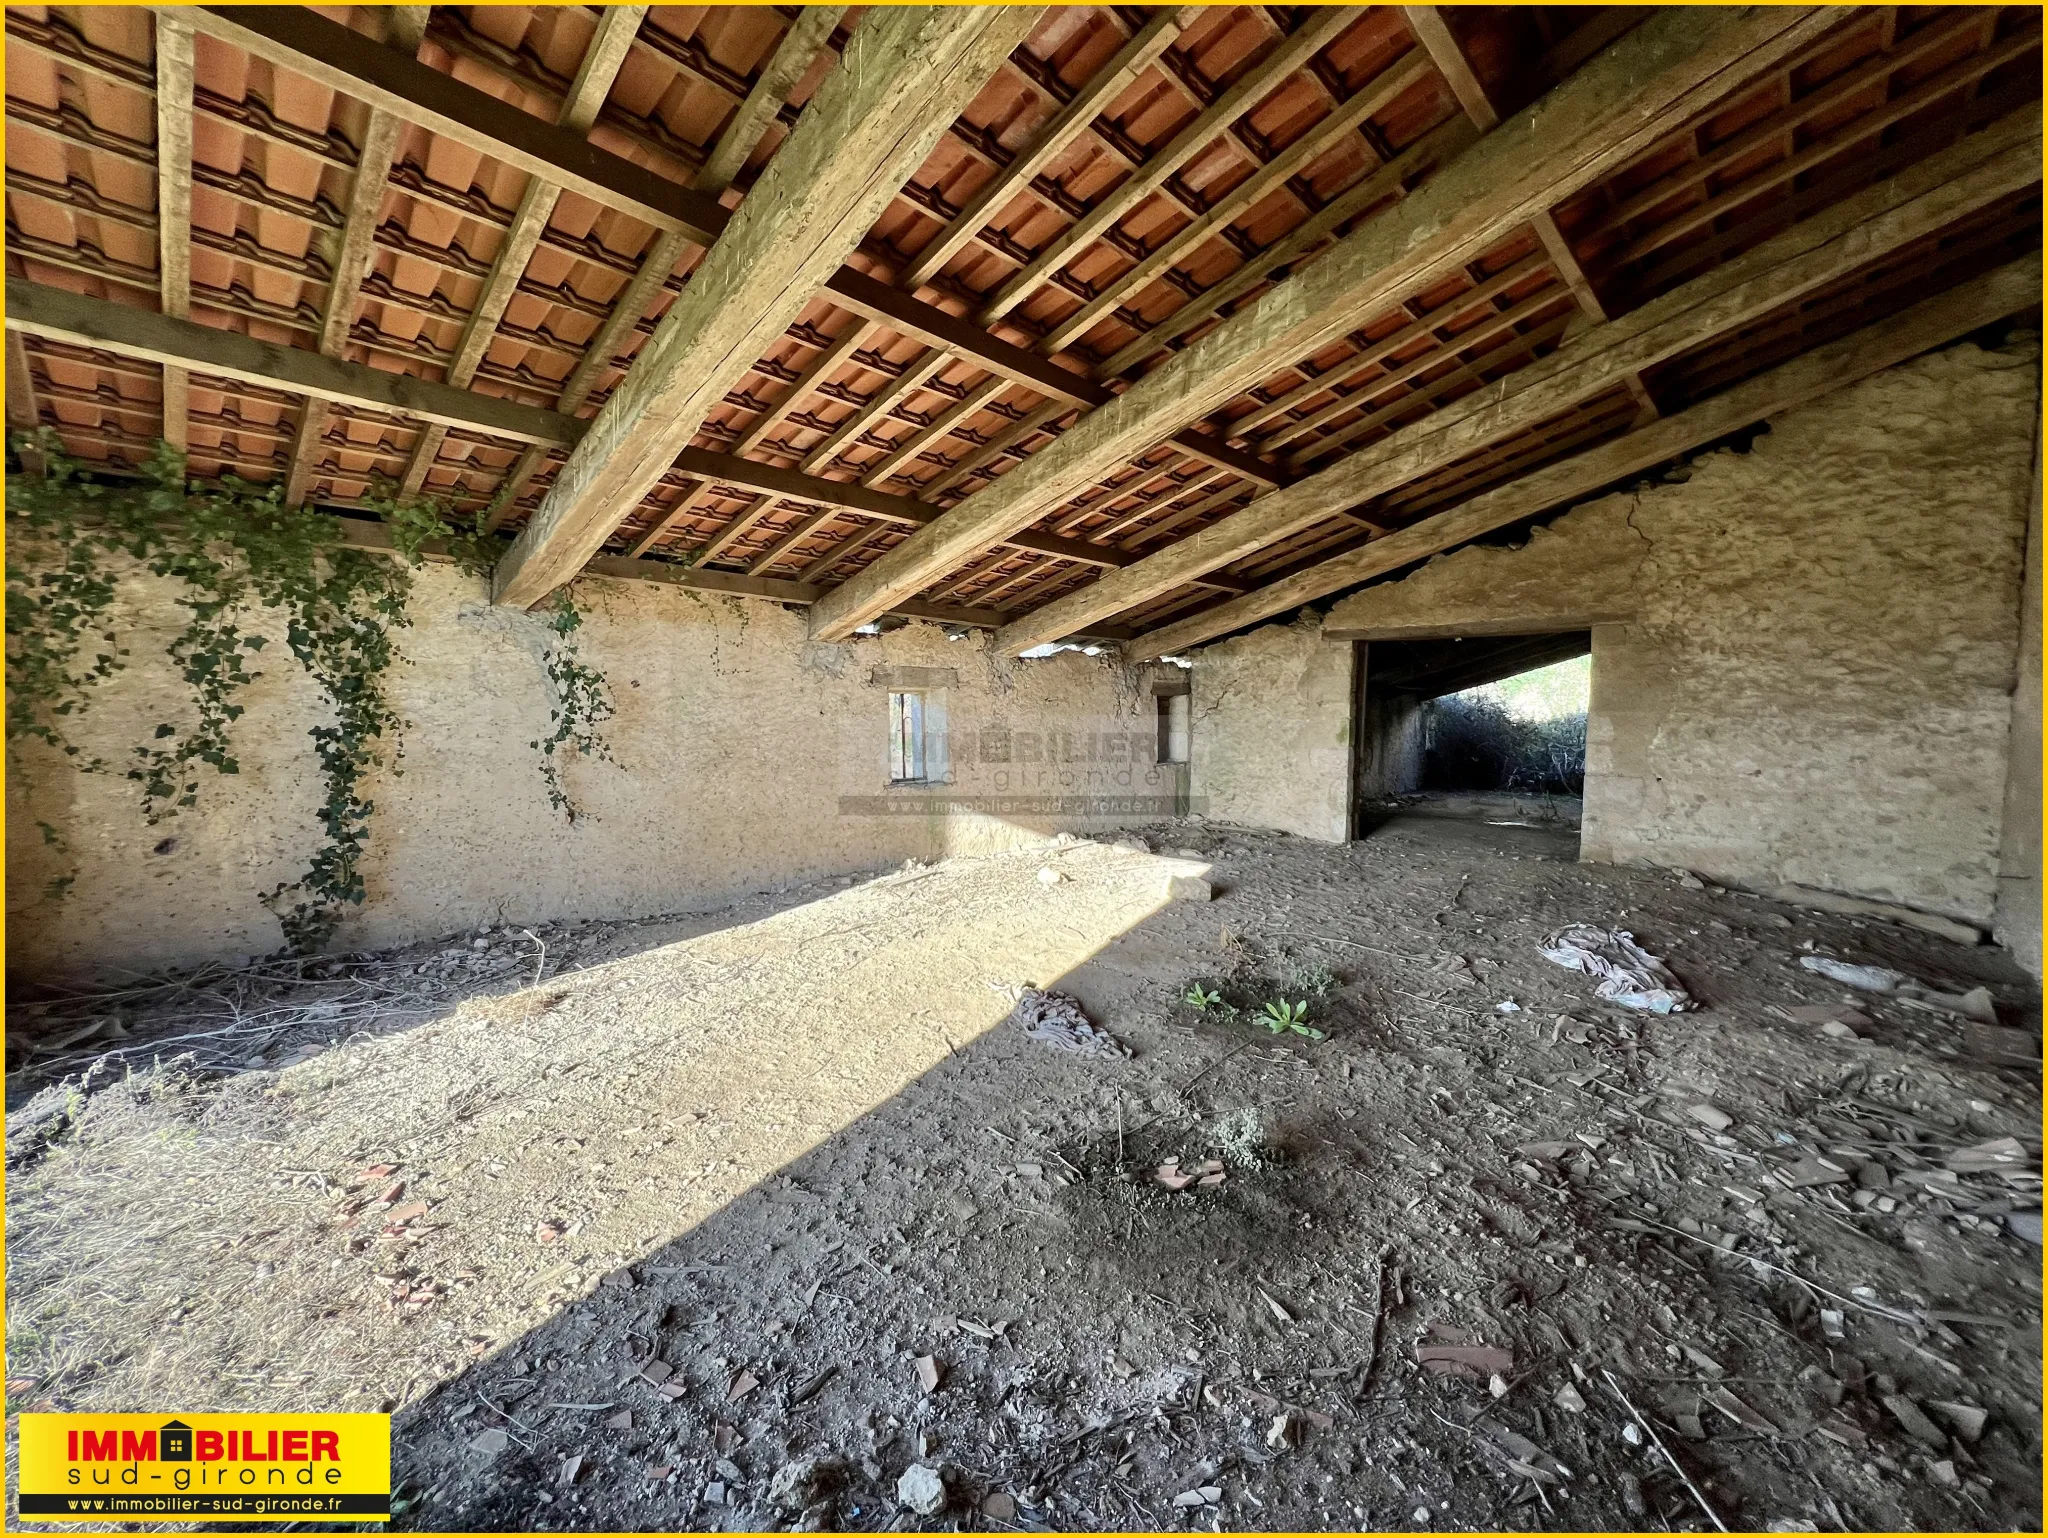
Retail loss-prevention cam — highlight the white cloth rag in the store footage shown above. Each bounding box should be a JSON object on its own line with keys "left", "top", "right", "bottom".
{"left": 1539, "top": 924, "right": 1692, "bottom": 1013}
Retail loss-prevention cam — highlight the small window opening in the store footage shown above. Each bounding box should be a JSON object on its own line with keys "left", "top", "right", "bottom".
{"left": 888, "top": 690, "right": 949, "bottom": 784}
{"left": 1156, "top": 691, "right": 1190, "bottom": 765}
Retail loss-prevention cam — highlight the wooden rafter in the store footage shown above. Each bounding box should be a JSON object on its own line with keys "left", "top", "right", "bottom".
{"left": 492, "top": 6, "right": 1047, "bottom": 608}
{"left": 1405, "top": 7, "right": 1618, "bottom": 343}
{"left": 1241, "top": 259, "right": 1556, "bottom": 444}
{"left": 152, "top": 12, "right": 194, "bottom": 451}
{"left": 1136, "top": 250, "right": 2041, "bottom": 657}
{"left": 902, "top": 9, "right": 1192, "bottom": 291}
{"left": 1040, "top": 46, "right": 1436, "bottom": 356}
{"left": 987, "top": 107, "right": 2039, "bottom": 653}
{"left": 800, "top": 349, "right": 952, "bottom": 475}
{"left": 1590, "top": 7, "right": 1997, "bottom": 245}
{"left": 1284, "top": 309, "right": 1576, "bottom": 470}
{"left": 695, "top": 7, "right": 847, "bottom": 198}
{"left": 280, "top": 6, "right": 426, "bottom": 507}
{"left": 172, "top": 7, "right": 729, "bottom": 244}
{"left": 1616, "top": 21, "right": 2040, "bottom": 274}
{"left": 396, "top": 6, "right": 647, "bottom": 497}
{"left": 806, "top": 5, "right": 1845, "bottom": 642}
{"left": 859, "top": 374, "right": 1012, "bottom": 490}
{"left": 980, "top": 7, "right": 1364, "bottom": 324}
{"left": 677, "top": 492, "right": 779, "bottom": 565}
{"left": 1400, "top": 7, "right": 1497, "bottom": 129}
{"left": 1097, "top": 115, "right": 1478, "bottom": 379}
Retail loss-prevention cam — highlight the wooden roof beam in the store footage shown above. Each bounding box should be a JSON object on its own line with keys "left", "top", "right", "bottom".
{"left": 1138, "top": 250, "right": 2042, "bottom": 657}
{"left": 280, "top": 5, "right": 427, "bottom": 507}
{"left": 805, "top": 5, "right": 1849, "bottom": 642}
{"left": 484, "top": 10, "right": 845, "bottom": 530}
{"left": 989, "top": 104, "right": 2038, "bottom": 652}
{"left": 979, "top": 7, "right": 1366, "bottom": 325}
{"left": 152, "top": 12, "right": 194, "bottom": 452}
{"left": 490, "top": 6, "right": 1046, "bottom": 609}
{"left": 397, "top": 5, "right": 646, "bottom": 496}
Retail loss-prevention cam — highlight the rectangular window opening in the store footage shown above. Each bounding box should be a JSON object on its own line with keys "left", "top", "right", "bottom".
{"left": 888, "top": 690, "right": 949, "bottom": 785}
{"left": 1157, "top": 691, "right": 1190, "bottom": 765}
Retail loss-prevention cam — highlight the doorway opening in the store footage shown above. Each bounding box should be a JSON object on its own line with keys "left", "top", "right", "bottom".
{"left": 1352, "top": 632, "right": 1591, "bottom": 837}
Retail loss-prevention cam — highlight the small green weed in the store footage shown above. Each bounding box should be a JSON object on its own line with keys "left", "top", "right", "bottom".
{"left": 1259, "top": 999, "right": 1325, "bottom": 1040}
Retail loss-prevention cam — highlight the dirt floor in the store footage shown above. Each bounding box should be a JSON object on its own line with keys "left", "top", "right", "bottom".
{"left": 6, "top": 815, "right": 2042, "bottom": 1532}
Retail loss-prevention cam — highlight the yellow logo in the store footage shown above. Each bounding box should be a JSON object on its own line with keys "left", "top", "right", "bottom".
{"left": 16, "top": 1413, "right": 390, "bottom": 1523}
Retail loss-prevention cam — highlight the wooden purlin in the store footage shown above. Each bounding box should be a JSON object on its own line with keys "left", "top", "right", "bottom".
{"left": 279, "top": 6, "right": 427, "bottom": 508}
{"left": 986, "top": 107, "right": 2041, "bottom": 652}
{"left": 396, "top": 6, "right": 649, "bottom": 498}
{"left": 806, "top": 5, "right": 1851, "bottom": 642}
{"left": 1134, "top": 251, "right": 2044, "bottom": 657}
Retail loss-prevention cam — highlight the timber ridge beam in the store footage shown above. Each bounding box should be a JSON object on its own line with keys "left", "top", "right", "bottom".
{"left": 0, "top": 279, "right": 1150, "bottom": 577}
{"left": 1128, "top": 250, "right": 2044, "bottom": 659}
{"left": 800, "top": 3, "right": 1848, "bottom": 642}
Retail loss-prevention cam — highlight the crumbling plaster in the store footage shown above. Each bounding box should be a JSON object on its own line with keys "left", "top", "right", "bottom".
{"left": 8, "top": 563, "right": 1177, "bottom": 983}
{"left": 1320, "top": 335, "right": 2042, "bottom": 928}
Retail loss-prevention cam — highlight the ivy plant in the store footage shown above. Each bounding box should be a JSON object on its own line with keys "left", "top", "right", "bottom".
{"left": 4, "top": 433, "right": 489, "bottom": 951}
{"left": 531, "top": 587, "right": 619, "bottom": 822}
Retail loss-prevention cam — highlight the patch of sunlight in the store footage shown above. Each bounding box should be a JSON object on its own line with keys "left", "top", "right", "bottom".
{"left": 1456, "top": 654, "right": 1590, "bottom": 722}
{"left": 8, "top": 842, "right": 1184, "bottom": 1417}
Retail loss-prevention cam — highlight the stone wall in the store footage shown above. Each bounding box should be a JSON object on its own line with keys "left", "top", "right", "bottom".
{"left": 1354, "top": 668, "right": 1426, "bottom": 800}
{"left": 8, "top": 564, "right": 1180, "bottom": 983}
{"left": 1187, "top": 615, "right": 1353, "bottom": 842}
{"left": 1996, "top": 424, "right": 2042, "bottom": 976}
{"left": 1320, "top": 335, "right": 2042, "bottom": 930}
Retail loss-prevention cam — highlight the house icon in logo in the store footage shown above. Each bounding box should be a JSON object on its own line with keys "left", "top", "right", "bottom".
{"left": 158, "top": 1421, "right": 193, "bottom": 1463}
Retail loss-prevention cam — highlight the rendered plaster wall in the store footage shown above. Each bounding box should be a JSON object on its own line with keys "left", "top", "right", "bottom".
{"left": 1188, "top": 615, "right": 1354, "bottom": 842}
{"left": 7, "top": 564, "right": 1179, "bottom": 984}
{"left": 1323, "top": 335, "right": 2042, "bottom": 929}
{"left": 1994, "top": 426, "right": 2041, "bottom": 976}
